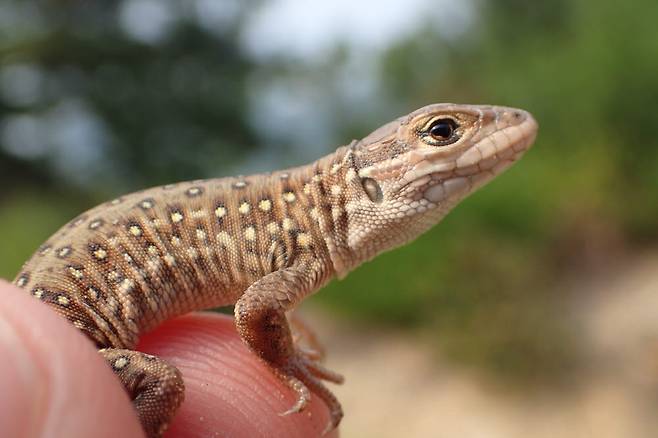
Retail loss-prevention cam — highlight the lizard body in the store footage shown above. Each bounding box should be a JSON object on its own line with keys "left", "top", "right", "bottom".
{"left": 12, "top": 103, "right": 538, "bottom": 437}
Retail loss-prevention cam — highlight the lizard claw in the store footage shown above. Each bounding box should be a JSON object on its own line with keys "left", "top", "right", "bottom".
{"left": 278, "top": 374, "right": 311, "bottom": 416}
{"left": 275, "top": 352, "right": 344, "bottom": 432}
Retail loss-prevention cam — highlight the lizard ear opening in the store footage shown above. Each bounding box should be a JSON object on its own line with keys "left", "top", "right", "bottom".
{"left": 361, "top": 177, "right": 383, "bottom": 203}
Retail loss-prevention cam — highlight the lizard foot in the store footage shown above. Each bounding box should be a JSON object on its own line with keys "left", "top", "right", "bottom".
{"left": 276, "top": 352, "right": 344, "bottom": 435}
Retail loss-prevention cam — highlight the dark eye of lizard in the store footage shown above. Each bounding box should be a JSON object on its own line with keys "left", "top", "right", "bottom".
{"left": 428, "top": 118, "right": 457, "bottom": 141}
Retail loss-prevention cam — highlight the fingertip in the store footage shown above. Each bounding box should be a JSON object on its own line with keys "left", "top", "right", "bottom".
{"left": 139, "top": 313, "right": 338, "bottom": 438}
{"left": 0, "top": 280, "right": 144, "bottom": 438}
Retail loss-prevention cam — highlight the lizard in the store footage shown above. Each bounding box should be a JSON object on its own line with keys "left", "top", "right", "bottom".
{"left": 11, "top": 103, "right": 538, "bottom": 437}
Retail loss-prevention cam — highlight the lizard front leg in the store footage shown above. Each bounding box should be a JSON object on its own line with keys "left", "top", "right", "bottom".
{"left": 234, "top": 263, "right": 344, "bottom": 434}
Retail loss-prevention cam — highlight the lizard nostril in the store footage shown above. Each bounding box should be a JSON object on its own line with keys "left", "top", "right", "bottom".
{"left": 512, "top": 111, "right": 525, "bottom": 122}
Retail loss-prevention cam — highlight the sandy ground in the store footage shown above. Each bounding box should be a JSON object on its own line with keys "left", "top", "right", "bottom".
{"left": 308, "top": 253, "right": 658, "bottom": 438}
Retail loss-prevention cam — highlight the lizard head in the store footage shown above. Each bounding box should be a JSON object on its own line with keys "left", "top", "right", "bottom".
{"left": 329, "top": 103, "right": 538, "bottom": 272}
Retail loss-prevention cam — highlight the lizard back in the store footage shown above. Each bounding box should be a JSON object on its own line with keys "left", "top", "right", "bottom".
{"left": 13, "top": 163, "right": 337, "bottom": 348}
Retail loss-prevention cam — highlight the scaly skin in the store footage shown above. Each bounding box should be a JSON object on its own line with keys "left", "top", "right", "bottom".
{"left": 12, "top": 103, "right": 538, "bottom": 437}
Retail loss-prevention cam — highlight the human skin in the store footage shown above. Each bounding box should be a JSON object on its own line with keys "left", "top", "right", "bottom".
{"left": 0, "top": 280, "right": 336, "bottom": 438}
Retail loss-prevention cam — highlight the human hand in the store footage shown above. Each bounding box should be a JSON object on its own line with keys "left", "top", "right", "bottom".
{"left": 0, "top": 280, "right": 337, "bottom": 437}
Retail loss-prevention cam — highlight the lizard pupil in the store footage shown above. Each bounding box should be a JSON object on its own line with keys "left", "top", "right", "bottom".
{"left": 428, "top": 118, "right": 457, "bottom": 140}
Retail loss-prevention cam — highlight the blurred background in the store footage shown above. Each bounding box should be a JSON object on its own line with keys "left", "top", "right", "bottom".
{"left": 1, "top": 0, "right": 658, "bottom": 436}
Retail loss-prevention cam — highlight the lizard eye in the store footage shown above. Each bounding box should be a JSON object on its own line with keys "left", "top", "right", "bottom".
{"left": 361, "top": 177, "right": 383, "bottom": 203}
{"left": 428, "top": 118, "right": 458, "bottom": 142}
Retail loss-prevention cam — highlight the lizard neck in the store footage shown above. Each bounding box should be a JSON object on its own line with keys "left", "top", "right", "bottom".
{"left": 297, "top": 144, "right": 361, "bottom": 278}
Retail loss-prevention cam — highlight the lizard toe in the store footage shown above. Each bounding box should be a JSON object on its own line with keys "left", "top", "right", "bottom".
{"left": 275, "top": 353, "right": 344, "bottom": 433}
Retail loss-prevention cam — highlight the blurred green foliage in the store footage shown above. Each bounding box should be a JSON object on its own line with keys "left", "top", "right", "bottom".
{"left": 1, "top": 0, "right": 656, "bottom": 383}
